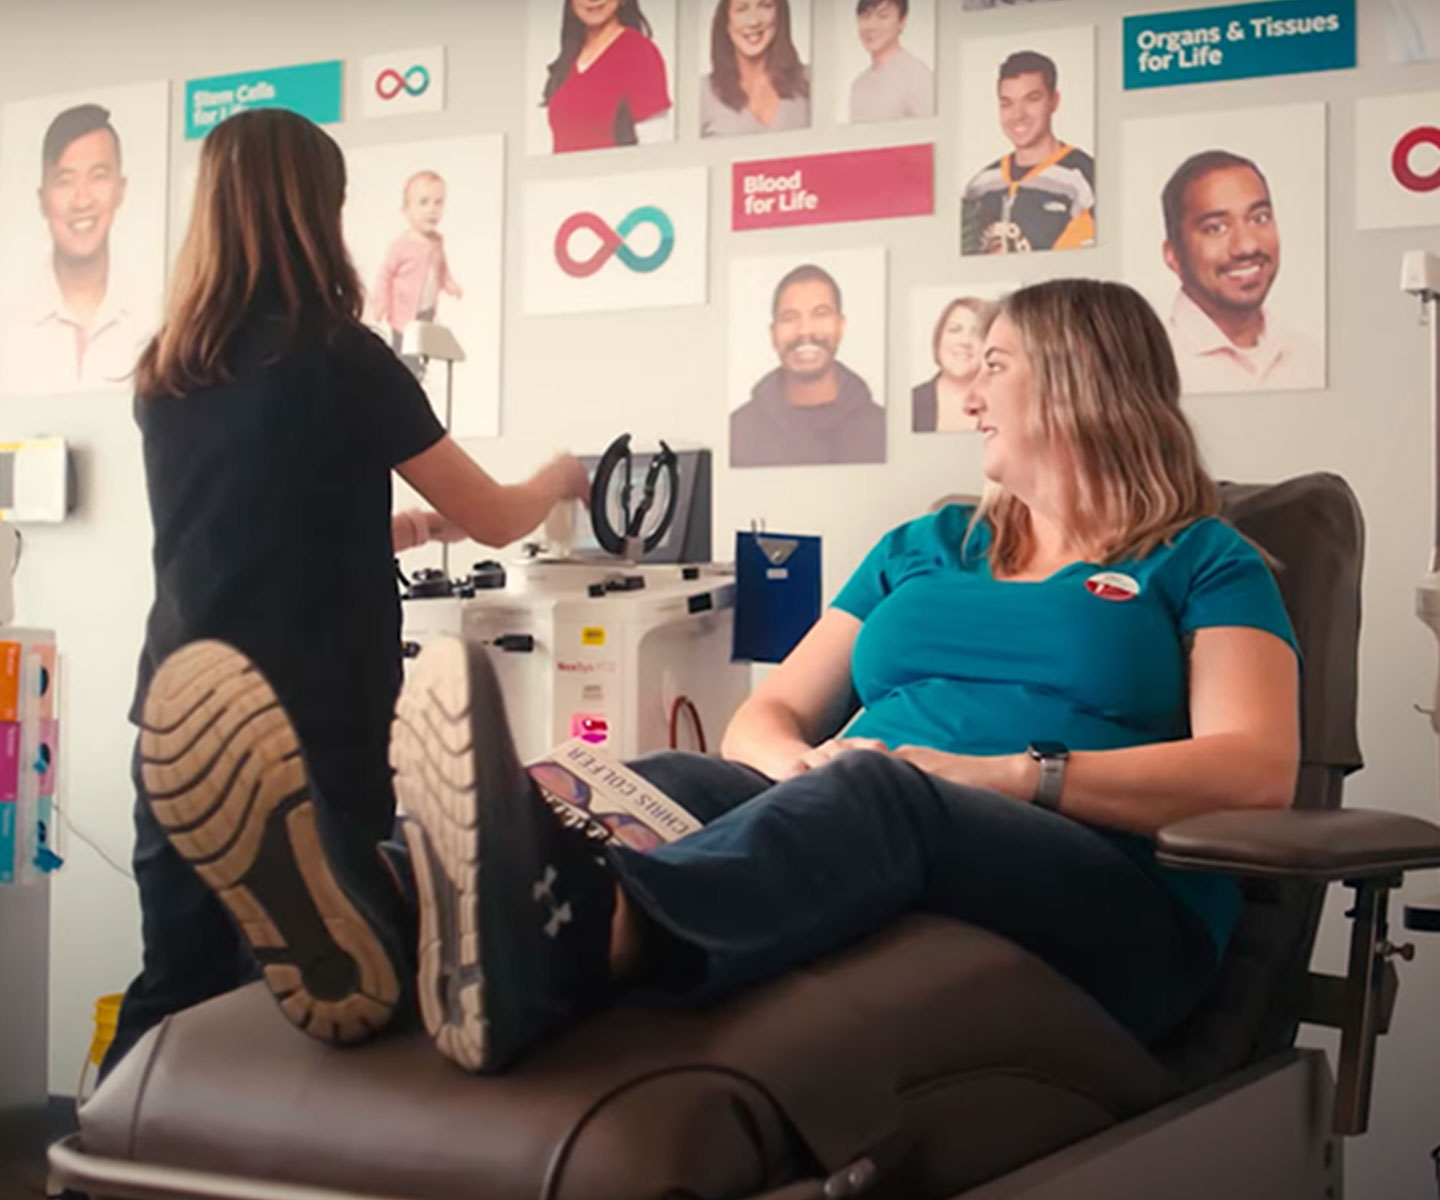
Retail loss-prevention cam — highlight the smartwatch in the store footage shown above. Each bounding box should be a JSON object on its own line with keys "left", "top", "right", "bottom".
{"left": 1027, "top": 741, "right": 1069, "bottom": 811}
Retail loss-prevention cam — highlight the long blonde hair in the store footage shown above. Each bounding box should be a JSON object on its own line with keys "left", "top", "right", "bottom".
{"left": 976, "top": 278, "right": 1218, "bottom": 574}
{"left": 136, "top": 109, "right": 362, "bottom": 399}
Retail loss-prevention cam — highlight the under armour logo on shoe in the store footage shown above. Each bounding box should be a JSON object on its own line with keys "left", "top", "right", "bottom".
{"left": 544, "top": 902, "right": 573, "bottom": 939}
{"left": 533, "top": 865, "right": 573, "bottom": 938}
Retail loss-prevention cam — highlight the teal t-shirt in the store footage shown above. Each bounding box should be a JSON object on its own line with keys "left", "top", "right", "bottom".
{"left": 832, "top": 505, "right": 1299, "bottom": 958}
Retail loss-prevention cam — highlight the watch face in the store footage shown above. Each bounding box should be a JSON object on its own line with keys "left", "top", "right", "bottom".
{"left": 1029, "top": 740, "right": 1069, "bottom": 760}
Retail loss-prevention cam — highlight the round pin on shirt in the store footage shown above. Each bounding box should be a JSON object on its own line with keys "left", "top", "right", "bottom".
{"left": 1085, "top": 571, "right": 1140, "bottom": 602}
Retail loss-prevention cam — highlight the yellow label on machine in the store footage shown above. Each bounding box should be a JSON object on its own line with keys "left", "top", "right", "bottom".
{"left": 581, "top": 627, "right": 606, "bottom": 647}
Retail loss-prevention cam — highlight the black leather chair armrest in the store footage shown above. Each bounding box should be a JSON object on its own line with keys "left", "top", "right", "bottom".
{"left": 1155, "top": 809, "right": 1440, "bottom": 881}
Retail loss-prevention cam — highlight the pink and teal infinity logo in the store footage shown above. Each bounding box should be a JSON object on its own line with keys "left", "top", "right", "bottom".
{"left": 555, "top": 207, "right": 675, "bottom": 278}
{"left": 375, "top": 66, "right": 431, "bottom": 101}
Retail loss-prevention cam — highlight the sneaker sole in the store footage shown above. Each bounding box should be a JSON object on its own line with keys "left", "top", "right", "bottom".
{"left": 391, "top": 637, "right": 490, "bottom": 1071}
{"left": 140, "top": 640, "right": 399, "bottom": 1044}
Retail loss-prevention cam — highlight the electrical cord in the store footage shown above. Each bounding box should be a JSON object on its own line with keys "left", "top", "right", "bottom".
{"left": 51, "top": 798, "right": 133, "bottom": 880}
{"left": 668, "top": 696, "right": 706, "bottom": 754}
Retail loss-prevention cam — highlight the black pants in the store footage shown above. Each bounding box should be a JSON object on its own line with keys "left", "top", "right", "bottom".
{"left": 101, "top": 720, "right": 397, "bottom": 1082}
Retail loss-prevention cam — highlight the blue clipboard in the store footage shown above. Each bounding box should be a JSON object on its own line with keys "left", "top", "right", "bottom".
{"left": 732, "top": 531, "right": 821, "bottom": 664}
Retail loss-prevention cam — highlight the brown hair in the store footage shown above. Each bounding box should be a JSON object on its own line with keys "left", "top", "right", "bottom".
{"left": 931, "top": 296, "right": 1000, "bottom": 369}
{"left": 136, "top": 108, "right": 362, "bottom": 399}
{"left": 975, "top": 278, "right": 1218, "bottom": 574}
{"left": 709, "top": 0, "right": 809, "bottom": 112}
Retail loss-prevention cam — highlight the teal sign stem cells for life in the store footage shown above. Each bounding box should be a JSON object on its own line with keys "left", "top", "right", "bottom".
{"left": 185, "top": 60, "right": 343, "bottom": 139}
{"left": 1124, "top": 0, "right": 1355, "bottom": 90}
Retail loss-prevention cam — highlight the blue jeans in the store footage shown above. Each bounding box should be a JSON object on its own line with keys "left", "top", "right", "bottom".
{"left": 612, "top": 751, "right": 1220, "bottom": 1046}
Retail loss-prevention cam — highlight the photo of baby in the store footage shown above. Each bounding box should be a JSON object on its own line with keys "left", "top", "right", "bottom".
{"left": 369, "top": 170, "right": 464, "bottom": 381}
{"left": 344, "top": 134, "right": 504, "bottom": 438}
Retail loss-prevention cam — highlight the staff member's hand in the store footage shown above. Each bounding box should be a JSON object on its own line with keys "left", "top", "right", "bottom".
{"left": 536, "top": 453, "right": 592, "bottom": 507}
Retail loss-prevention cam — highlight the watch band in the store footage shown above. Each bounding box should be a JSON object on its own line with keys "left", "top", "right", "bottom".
{"left": 1033, "top": 755, "right": 1066, "bottom": 811}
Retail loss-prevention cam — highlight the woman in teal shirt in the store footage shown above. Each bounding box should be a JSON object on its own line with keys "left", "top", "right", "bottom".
{"left": 136, "top": 279, "right": 1300, "bottom": 1074}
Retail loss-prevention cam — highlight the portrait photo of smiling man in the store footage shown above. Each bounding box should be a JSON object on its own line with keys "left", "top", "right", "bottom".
{"left": 0, "top": 82, "right": 169, "bottom": 398}
{"left": 1122, "top": 104, "right": 1327, "bottom": 396}
{"left": 958, "top": 29, "right": 1096, "bottom": 257}
{"left": 729, "top": 252, "right": 887, "bottom": 468}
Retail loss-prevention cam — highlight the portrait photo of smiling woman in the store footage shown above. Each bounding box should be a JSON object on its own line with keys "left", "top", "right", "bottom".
{"left": 909, "top": 288, "right": 1013, "bottom": 433}
{"left": 527, "top": 0, "right": 677, "bottom": 155}
{"left": 0, "top": 81, "right": 169, "bottom": 398}
{"left": 700, "top": 0, "right": 812, "bottom": 138}
{"left": 1122, "top": 103, "right": 1327, "bottom": 396}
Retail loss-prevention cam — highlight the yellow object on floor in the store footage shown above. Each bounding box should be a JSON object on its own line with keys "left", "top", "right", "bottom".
{"left": 76, "top": 994, "right": 123, "bottom": 1100}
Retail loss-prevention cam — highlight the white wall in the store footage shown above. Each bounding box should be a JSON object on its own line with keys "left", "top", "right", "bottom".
{"left": 2, "top": 0, "right": 1438, "bottom": 1194}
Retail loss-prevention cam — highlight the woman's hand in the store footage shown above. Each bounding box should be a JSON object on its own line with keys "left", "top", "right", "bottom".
{"left": 893, "top": 746, "right": 1033, "bottom": 800}
{"left": 797, "top": 737, "right": 891, "bottom": 772}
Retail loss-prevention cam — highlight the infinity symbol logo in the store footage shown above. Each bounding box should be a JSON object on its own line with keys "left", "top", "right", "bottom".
{"left": 554, "top": 207, "right": 675, "bottom": 278}
{"left": 375, "top": 66, "right": 431, "bottom": 101}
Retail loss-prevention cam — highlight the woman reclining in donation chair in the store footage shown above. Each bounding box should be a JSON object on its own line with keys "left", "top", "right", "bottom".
{"left": 134, "top": 276, "right": 1300, "bottom": 1074}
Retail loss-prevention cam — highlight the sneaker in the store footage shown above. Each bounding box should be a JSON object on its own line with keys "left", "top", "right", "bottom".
{"left": 390, "top": 636, "right": 615, "bottom": 1073}
{"left": 140, "top": 640, "right": 404, "bottom": 1044}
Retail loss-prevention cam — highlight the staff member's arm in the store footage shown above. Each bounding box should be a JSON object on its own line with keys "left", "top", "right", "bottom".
{"left": 397, "top": 436, "right": 590, "bottom": 550}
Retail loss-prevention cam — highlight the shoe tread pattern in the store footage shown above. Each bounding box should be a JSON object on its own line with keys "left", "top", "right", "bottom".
{"left": 141, "top": 640, "right": 398, "bottom": 1044}
{"left": 392, "top": 637, "right": 487, "bottom": 1070}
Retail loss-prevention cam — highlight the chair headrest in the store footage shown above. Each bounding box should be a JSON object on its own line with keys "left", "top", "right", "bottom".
{"left": 1219, "top": 474, "right": 1364, "bottom": 774}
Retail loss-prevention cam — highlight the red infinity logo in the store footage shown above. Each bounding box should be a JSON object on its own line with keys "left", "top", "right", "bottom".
{"left": 1392, "top": 126, "right": 1440, "bottom": 194}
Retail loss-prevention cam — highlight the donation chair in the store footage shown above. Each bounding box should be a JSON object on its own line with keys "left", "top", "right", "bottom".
{"left": 49, "top": 473, "right": 1440, "bottom": 1200}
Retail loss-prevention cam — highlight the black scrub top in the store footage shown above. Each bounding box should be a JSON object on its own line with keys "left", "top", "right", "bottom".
{"left": 130, "top": 315, "right": 445, "bottom": 751}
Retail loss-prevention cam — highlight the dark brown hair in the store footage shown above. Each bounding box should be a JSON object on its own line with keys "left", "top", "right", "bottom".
{"left": 136, "top": 108, "right": 362, "bottom": 399}
{"left": 708, "top": 0, "right": 808, "bottom": 112}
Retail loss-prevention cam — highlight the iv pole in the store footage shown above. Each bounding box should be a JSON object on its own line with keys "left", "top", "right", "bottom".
{"left": 400, "top": 321, "right": 466, "bottom": 580}
{"left": 1402, "top": 251, "right": 1440, "bottom": 941}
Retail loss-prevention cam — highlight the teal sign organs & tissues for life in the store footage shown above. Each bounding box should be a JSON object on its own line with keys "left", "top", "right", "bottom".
{"left": 185, "top": 60, "right": 343, "bottom": 139}
{"left": 1124, "top": 0, "right": 1355, "bottom": 90}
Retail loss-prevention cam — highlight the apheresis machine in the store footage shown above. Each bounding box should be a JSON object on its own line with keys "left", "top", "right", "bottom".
{"left": 400, "top": 437, "right": 751, "bottom": 764}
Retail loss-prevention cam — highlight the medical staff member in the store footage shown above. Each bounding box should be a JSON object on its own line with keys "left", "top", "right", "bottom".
{"left": 100, "top": 108, "right": 589, "bottom": 1077}
{"left": 543, "top": 0, "right": 672, "bottom": 152}
{"left": 135, "top": 278, "right": 1300, "bottom": 1076}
